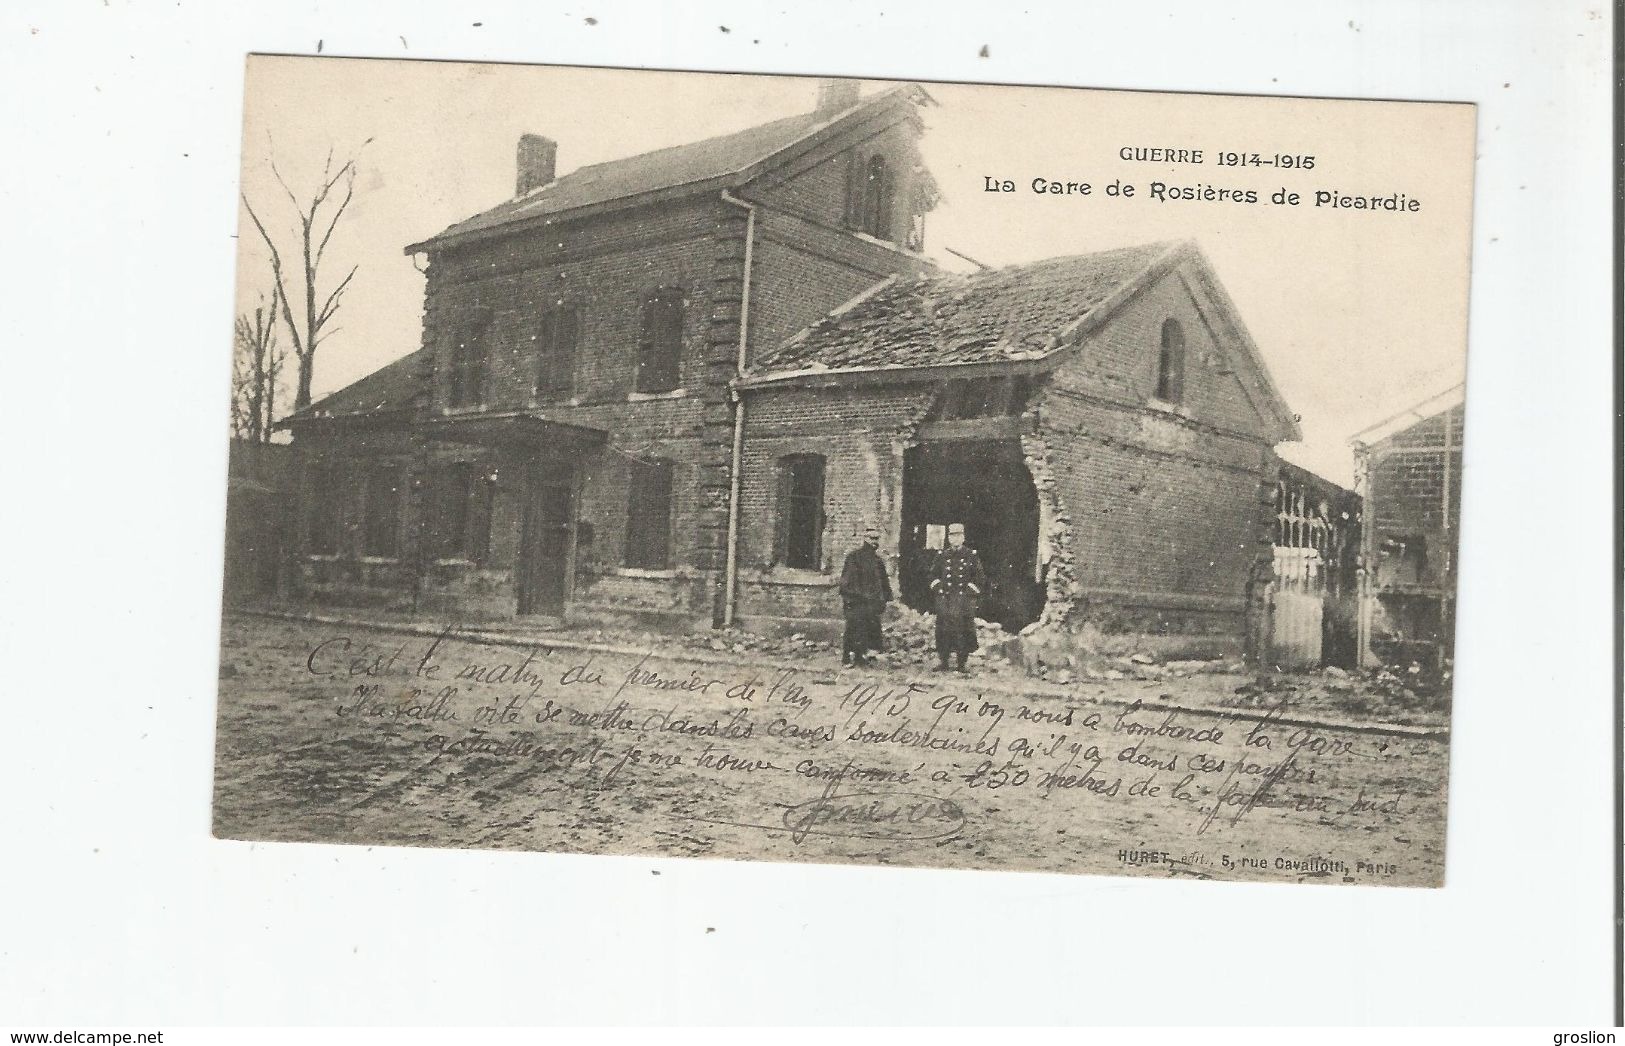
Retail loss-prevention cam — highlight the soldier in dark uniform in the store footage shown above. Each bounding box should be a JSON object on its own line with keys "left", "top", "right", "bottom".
{"left": 838, "top": 527, "right": 891, "bottom": 667}
{"left": 929, "top": 522, "right": 987, "bottom": 674}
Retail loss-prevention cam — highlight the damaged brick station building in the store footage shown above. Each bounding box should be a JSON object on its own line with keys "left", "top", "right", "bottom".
{"left": 282, "top": 80, "right": 1304, "bottom": 659}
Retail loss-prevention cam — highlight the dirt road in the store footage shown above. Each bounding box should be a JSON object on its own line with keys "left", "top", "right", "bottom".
{"left": 213, "top": 614, "right": 1449, "bottom": 887}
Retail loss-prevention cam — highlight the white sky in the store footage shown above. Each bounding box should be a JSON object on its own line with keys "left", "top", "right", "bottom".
{"left": 236, "top": 58, "right": 1475, "bottom": 485}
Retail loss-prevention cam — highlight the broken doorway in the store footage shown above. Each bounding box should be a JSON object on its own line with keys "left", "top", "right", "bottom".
{"left": 900, "top": 439, "right": 1042, "bottom": 631}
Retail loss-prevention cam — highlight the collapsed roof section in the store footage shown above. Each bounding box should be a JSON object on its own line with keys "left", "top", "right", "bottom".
{"left": 742, "top": 240, "right": 1302, "bottom": 444}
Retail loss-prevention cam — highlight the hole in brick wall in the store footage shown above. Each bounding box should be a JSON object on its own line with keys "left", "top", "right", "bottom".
{"left": 898, "top": 438, "right": 1042, "bottom": 631}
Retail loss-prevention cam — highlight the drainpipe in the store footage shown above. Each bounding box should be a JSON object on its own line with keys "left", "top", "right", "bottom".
{"left": 1354, "top": 445, "right": 1373, "bottom": 668}
{"left": 720, "top": 191, "right": 756, "bottom": 627}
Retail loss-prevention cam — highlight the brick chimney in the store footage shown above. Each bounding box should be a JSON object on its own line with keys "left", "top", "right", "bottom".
{"left": 813, "top": 78, "right": 860, "bottom": 118}
{"left": 516, "top": 134, "right": 557, "bottom": 196}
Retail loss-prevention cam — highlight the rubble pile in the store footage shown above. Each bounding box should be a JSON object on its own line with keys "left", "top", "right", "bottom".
{"left": 1366, "top": 659, "right": 1452, "bottom": 710}
{"left": 688, "top": 627, "right": 832, "bottom": 659}
{"left": 880, "top": 604, "right": 936, "bottom": 657}
{"left": 1013, "top": 638, "right": 1242, "bottom": 685}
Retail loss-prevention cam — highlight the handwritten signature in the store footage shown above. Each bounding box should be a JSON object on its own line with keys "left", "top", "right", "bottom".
{"left": 781, "top": 782, "right": 967, "bottom": 844}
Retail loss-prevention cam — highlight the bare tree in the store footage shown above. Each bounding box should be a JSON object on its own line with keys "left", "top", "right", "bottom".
{"left": 241, "top": 140, "right": 369, "bottom": 410}
{"left": 231, "top": 286, "right": 286, "bottom": 443}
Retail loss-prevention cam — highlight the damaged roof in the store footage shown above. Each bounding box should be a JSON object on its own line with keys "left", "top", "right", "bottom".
{"left": 407, "top": 84, "right": 928, "bottom": 252}
{"left": 284, "top": 348, "right": 427, "bottom": 423}
{"left": 749, "top": 241, "right": 1177, "bottom": 378}
{"left": 745, "top": 239, "right": 1303, "bottom": 443}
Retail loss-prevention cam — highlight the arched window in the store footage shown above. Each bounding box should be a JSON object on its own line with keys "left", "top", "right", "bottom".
{"left": 775, "top": 454, "right": 826, "bottom": 569}
{"left": 860, "top": 154, "right": 892, "bottom": 240}
{"left": 1156, "top": 318, "right": 1186, "bottom": 404}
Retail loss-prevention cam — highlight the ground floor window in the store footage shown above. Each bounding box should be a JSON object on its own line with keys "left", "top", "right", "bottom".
{"left": 363, "top": 466, "right": 402, "bottom": 557}
{"left": 624, "top": 458, "right": 674, "bottom": 569}
{"left": 775, "top": 453, "right": 826, "bottom": 569}
{"left": 428, "top": 463, "right": 493, "bottom": 562}
{"left": 306, "top": 463, "right": 344, "bottom": 555}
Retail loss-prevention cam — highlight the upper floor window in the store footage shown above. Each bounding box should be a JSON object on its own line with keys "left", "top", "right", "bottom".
{"left": 536, "top": 305, "right": 579, "bottom": 399}
{"left": 1156, "top": 318, "right": 1186, "bottom": 404}
{"left": 858, "top": 155, "right": 893, "bottom": 240}
{"left": 775, "top": 454, "right": 826, "bottom": 570}
{"left": 624, "top": 458, "right": 675, "bottom": 569}
{"left": 448, "top": 312, "right": 491, "bottom": 408}
{"left": 844, "top": 153, "right": 896, "bottom": 241}
{"left": 636, "top": 290, "right": 684, "bottom": 394}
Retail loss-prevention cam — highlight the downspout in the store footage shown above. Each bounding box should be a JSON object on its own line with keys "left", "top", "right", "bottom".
{"left": 720, "top": 191, "right": 756, "bottom": 627}
{"left": 1354, "top": 444, "right": 1373, "bottom": 668}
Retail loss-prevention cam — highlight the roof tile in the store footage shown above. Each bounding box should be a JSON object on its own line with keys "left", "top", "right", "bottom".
{"left": 751, "top": 241, "right": 1174, "bottom": 376}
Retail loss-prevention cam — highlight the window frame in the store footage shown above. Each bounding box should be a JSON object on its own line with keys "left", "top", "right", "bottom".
{"left": 447, "top": 310, "right": 493, "bottom": 409}
{"left": 623, "top": 457, "right": 675, "bottom": 570}
{"left": 305, "top": 462, "right": 344, "bottom": 556}
{"left": 860, "top": 154, "right": 893, "bottom": 241}
{"left": 362, "top": 465, "right": 402, "bottom": 558}
{"left": 1155, "top": 318, "right": 1187, "bottom": 405}
{"left": 775, "top": 453, "right": 827, "bottom": 571}
{"left": 428, "top": 462, "right": 493, "bottom": 563}
{"left": 535, "top": 304, "right": 580, "bottom": 400}
{"left": 635, "top": 289, "right": 685, "bottom": 395}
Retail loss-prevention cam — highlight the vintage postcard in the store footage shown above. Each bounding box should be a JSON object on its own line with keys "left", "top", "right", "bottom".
{"left": 216, "top": 56, "right": 1474, "bottom": 887}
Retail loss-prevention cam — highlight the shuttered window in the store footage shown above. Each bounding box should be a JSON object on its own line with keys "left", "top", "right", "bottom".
{"left": 845, "top": 152, "right": 894, "bottom": 241}
{"left": 428, "top": 463, "right": 493, "bottom": 562}
{"left": 624, "top": 458, "right": 674, "bottom": 569}
{"left": 636, "top": 290, "right": 684, "bottom": 394}
{"left": 306, "top": 463, "right": 343, "bottom": 555}
{"left": 362, "top": 466, "right": 401, "bottom": 557}
{"left": 536, "top": 306, "right": 579, "bottom": 399}
{"left": 448, "top": 312, "right": 492, "bottom": 408}
{"left": 843, "top": 152, "right": 865, "bottom": 229}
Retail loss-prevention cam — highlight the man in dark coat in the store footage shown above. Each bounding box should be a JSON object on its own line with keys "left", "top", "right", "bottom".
{"left": 838, "top": 527, "right": 892, "bottom": 667}
{"left": 929, "top": 522, "right": 987, "bottom": 674}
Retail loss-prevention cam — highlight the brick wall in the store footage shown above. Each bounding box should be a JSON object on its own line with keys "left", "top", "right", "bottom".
{"left": 748, "top": 219, "right": 914, "bottom": 359}
{"left": 288, "top": 424, "right": 518, "bottom": 616}
{"left": 748, "top": 109, "right": 925, "bottom": 247}
{"left": 1363, "top": 403, "right": 1464, "bottom": 592}
{"left": 1066, "top": 260, "right": 1280, "bottom": 437}
{"left": 1034, "top": 264, "right": 1279, "bottom": 637}
{"left": 292, "top": 168, "right": 931, "bottom": 626}
{"left": 733, "top": 383, "right": 935, "bottom": 633}
{"left": 426, "top": 198, "right": 727, "bottom": 410}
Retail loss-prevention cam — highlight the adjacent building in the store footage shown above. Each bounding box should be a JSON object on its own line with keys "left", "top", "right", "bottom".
{"left": 1350, "top": 385, "right": 1465, "bottom": 668}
